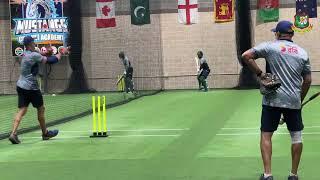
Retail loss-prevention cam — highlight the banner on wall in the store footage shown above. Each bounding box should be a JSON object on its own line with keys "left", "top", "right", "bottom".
{"left": 257, "top": 0, "right": 279, "bottom": 22}
{"left": 96, "top": 0, "right": 116, "bottom": 28}
{"left": 10, "top": 0, "right": 69, "bottom": 56}
{"left": 214, "top": 0, "right": 234, "bottom": 22}
{"left": 130, "top": 0, "right": 150, "bottom": 25}
{"left": 178, "top": 0, "right": 199, "bottom": 25}
{"left": 292, "top": 13, "right": 313, "bottom": 33}
{"left": 296, "top": 0, "right": 317, "bottom": 18}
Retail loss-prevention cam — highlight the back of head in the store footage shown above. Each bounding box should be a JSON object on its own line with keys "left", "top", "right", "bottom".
{"left": 23, "top": 36, "right": 34, "bottom": 47}
{"left": 197, "top": 51, "right": 203, "bottom": 59}
{"left": 119, "top": 51, "right": 125, "bottom": 59}
{"left": 271, "top": 20, "right": 294, "bottom": 39}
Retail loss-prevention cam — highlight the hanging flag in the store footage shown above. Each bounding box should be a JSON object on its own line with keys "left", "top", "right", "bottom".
{"left": 292, "top": 13, "right": 313, "bottom": 33}
{"left": 257, "top": 0, "right": 279, "bottom": 22}
{"left": 96, "top": 0, "right": 116, "bottom": 28}
{"left": 214, "top": 0, "right": 234, "bottom": 22}
{"left": 130, "top": 0, "right": 150, "bottom": 25}
{"left": 296, "top": 0, "right": 317, "bottom": 18}
{"left": 178, "top": 0, "right": 199, "bottom": 25}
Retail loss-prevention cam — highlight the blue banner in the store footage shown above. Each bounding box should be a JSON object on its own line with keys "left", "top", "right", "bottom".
{"left": 296, "top": 0, "right": 317, "bottom": 18}
{"left": 10, "top": 0, "right": 69, "bottom": 56}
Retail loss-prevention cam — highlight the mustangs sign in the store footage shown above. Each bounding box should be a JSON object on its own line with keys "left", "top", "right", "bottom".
{"left": 10, "top": 0, "right": 69, "bottom": 56}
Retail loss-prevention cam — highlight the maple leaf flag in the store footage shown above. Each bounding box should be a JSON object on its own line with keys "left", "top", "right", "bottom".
{"left": 96, "top": 0, "right": 116, "bottom": 28}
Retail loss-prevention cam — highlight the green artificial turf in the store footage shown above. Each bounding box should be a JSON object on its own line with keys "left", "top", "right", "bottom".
{"left": 0, "top": 87, "right": 319, "bottom": 180}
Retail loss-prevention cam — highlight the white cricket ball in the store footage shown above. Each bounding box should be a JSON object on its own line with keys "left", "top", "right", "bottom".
{"left": 52, "top": 94, "right": 56, "bottom": 96}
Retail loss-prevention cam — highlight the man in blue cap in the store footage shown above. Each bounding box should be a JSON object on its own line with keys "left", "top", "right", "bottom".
{"left": 8, "top": 36, "right": 65, "bottom": 144}
{"left": 242, "top": 21, "right": 312, "bottom": 180}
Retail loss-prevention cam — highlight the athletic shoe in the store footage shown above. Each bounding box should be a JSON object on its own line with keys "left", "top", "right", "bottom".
{"left": 288, "top": 175, "right": 299, "bottom": 180}
{"left": 9, "top": 134, "right": 21, "bottom": 144}
{"left": 42, "top": 129, "right": 59, "bottom": 140}
{"left": 259, "top": 174, "right": 273, "bottom": 180}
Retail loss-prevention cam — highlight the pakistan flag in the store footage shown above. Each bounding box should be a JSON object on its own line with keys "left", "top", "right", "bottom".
{"left": 130, "top": 0, "right": 150, "bottom": 25}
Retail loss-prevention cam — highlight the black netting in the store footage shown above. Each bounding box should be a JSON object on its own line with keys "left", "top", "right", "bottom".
{"left": 63, "top": 0, "right": 92, "bottom": 94}
{"left": 236, "top": 0, "right": 259, "bottom": 88}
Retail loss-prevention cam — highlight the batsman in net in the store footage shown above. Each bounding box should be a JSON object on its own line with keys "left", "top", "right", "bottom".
{"left": 118, "top": 51, "right": 134, "bottom": 93}
{"left": 195, "top": 51, "right": 211, "bottom": 92}
{"left": 242, "top": 21, "right": 312, "bottom": 180}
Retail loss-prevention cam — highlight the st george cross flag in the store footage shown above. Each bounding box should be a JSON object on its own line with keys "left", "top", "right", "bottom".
{"left": 214, "top": 0, "right": 234, "bottom": 22}
{"left": 257, "top": 0, "right": 279, "bottom": 22}
{"left": 178, "top": 0, "right": 199, "bottom": 25}
{"left": 96, "top": 0, "right": 116, "bottom": 28}
{"left": 296, "top": 0, "right": 317, "bottom": 18}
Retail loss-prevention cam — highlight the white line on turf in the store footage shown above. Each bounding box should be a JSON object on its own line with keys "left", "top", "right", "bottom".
{"left": 21, "top": 134, "right": 181, "bottom": 139}
{"left": 216, "top": 132, "right": 320, "bottom": 136}
{"left": 222, "top": 125, "right": 320, "bottom": 130}
{"left": 47, "top": 128, "right": 190, "bottom": 133}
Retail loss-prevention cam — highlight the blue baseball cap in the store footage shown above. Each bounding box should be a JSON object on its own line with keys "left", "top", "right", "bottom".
{"left": 271, "top": 21, "right": 294, "bottom": 34}
{"left": 23, "top": 36, "right": 35, "bottom": 46}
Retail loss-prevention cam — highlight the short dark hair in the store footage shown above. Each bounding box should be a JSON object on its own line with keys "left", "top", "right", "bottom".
{"left": 119, "top": 51, "right": 125, "bottom": 58}
{"left": 197, "top": 51, "right": 203, "bottom": 58}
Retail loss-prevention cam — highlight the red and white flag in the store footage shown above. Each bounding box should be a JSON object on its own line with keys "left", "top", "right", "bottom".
{"left": 96, "top": 0, "right": 116, "bottom": 28}
{"left": 178, "top": 0, "right": 199, "bottom": 25}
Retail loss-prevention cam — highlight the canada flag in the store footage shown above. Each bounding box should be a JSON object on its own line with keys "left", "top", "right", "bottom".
{"left": 96, "top": 0, "right": 116, "bottom": 28}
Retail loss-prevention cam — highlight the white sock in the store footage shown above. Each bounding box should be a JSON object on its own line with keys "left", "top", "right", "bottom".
{"left": 264, "top": 173, "right": 272, "bottom": 178}
{"left": 290, "top": 172, "right": 298, "bottom": 176}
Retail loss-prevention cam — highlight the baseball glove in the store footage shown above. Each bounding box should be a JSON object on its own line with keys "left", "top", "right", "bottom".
{"left": 259, "top": 73, "right": 281, "bottom": 95}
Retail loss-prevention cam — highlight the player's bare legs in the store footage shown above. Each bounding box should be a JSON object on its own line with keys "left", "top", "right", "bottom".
{"left": 37, "top": 106, "right": 47, "bottom": 135}
{"left": 36, "top": 105, "right": 59, "bottom": 140}
{"left": 11, "top": 107, "right": 28, "bottom": 135}
{"left": 291, "top": 142, "right": 303, "bottom": 175}
{"left": 9, "top": 107, "right": 28, "bottom": 144}
{"left": 260, "top": 132, "right": 273, "bottom": 176}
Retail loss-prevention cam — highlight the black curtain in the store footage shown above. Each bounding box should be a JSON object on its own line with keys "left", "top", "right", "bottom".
{"left": 236, "top": 0, "right": 259, "bottom": 88}
{"left": 63, "top": 0, "right": 93, "bottom": 93}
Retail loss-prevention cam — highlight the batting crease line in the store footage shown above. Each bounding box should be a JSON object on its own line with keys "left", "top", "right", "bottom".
{"left": 28, "top": 128, "right": 190, "bottom": 133}
{"left": 21, "top": 134, "right": 181, "bottom": 139}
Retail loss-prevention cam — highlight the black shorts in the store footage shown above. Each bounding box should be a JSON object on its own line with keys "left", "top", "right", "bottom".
{"left": 261, "top": 105, "right": 304, "bottom": 132}
{"left": 17, "top": 86, "right": 43, "bottom": 108}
